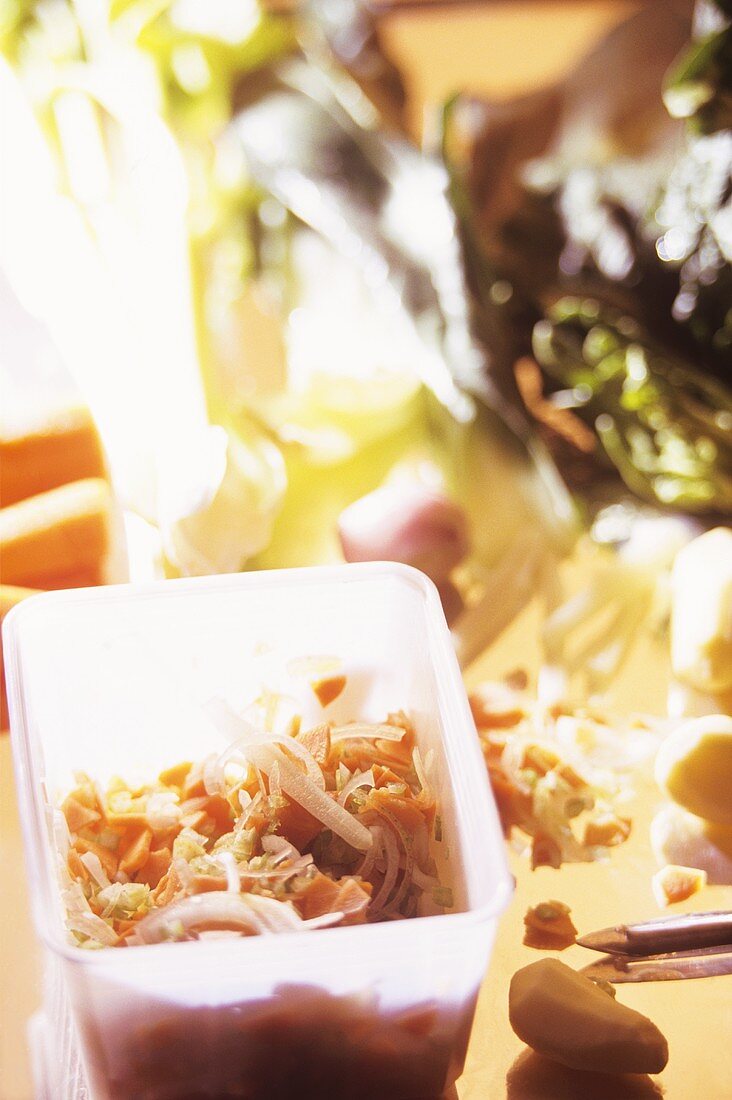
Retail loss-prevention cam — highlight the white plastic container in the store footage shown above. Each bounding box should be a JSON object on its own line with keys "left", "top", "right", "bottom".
{"left": 5, "top": 563, "right": 512, "bottom": 1100}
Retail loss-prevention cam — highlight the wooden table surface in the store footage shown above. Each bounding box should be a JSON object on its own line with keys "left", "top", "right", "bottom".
{"left": 5, "top": 4, "right": 731, "bottom": 1098}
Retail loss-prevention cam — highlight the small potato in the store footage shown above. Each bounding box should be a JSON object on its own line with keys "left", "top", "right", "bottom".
{"left": 509, "top": 959, "right": 668, "bottom": 1075}
{"left": 655, "top": 715, "right": 732, "bottom": 826}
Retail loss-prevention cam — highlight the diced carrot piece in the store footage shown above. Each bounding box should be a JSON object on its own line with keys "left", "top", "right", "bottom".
{"left": 74, "top": 835, "right": 118, "bottom": 879}
{"left": 652, "top": 864, "right": 707, "bottom": 907}
{"left": 105, "top": 811, "right": 151, "bottom": 829}
{"left": 62, "top": 795, "right": 101, "bottom": 834}
{"left": 158, "top": 762, "right": 193, "bottom": 789}
{"left": 523, "top": 900, "right": 577, "bottom": 950}
{"left": 151, "top": 865, "right": 181, "bottom": 907}
{"left": 296, "top": 872, "right": 342, "bottom": 919}
{"left": 200, "top": 794, "right": 235, "bottom": 837}
{"left": 67, "top": 847, "right": 90, "bottom": 883}
{"left": 119, "top": 827, "right": 153, "bottom": 877}
{"left": 469, "top": 686, "right": 525, "bottom": 730}
{"left": 311, "top": 675, "right": 347, "bottom": 708}
{"left": 369, "top": 789, "right": 425, "bottom": 833}
{"left": 276, "top": 797, "right": 322, "bottom": 851}
{"left": 583, "top": 814, "right": 632, "bottom": 848}
{"left": 136, "top": 847, "right": 172, "bottom": 889}
{"left": 297, "top": 723, "right": 331, "bottom": 765}
{"left": 182, "top": 763, "right": 207, "bottom": 799}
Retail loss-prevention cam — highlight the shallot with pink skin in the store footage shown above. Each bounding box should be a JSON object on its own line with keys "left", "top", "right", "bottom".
{"left": 337, "top": 483, "right": 469, "bottom": 585}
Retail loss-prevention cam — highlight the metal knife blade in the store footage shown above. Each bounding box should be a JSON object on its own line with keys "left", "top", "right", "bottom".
{"left": 581, "top": 946, "right": 732, "bottom": 983}
{"left": 577, "top": 909, "right": 732, "bottom": 956}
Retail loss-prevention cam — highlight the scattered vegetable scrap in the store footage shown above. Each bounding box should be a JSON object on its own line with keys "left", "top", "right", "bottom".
{"left": 523, "top": 900, "right": 577, "bottom": 950}
{"left": 470, "top": 678, "right": 651, "bottom": 869}
{"left": 509, "top": 959, "right": 668, "bottom": 1075}
{"left": 58, "top": 705, "right": 447, "bottom": 949}
{"left": 311, "top": 675, "right": 347, "bottom": 708}
{"left": 652, "top": 864, "right": 707, "bottom": 908}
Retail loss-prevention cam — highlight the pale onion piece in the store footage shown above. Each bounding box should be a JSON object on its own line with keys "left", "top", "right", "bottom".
{"left": 337, "top": 768, "right": 376, "bottom": 807}
{"left": 370, "top": 821, "right": 400, "bottom": 913}
{"left": 173, "top": 857, "right": 194, "bottom": 893}
{"left": 246, "top": 743, "right": 373, "bottom": 852}
{"left": 377, "top": 808, "right": 416, "bottom": 914}
{"left": 131, "top": 892, "right": 302, "bottom": 944}
{"left": 261, "top": 835, "right": 302, "bottom": 863}
{"left": 52, "top": 808, "right": 71, "bottom": 858}
{"left": 330, "top": 723, "right": 406, "bottom": 744}
{"left": 218, "top": 851, "right": 241, "bottom": 894}
{"left": 358, "top": 826, "right": 383, "bottom": 882}
{"left": 411, "top": 865, "right": 439, "bottom": 891}
{"left": 412, "top": 747, "right": 430, "bottom": 796}
{"left": 146, "top": 791, "right": 182, "bottom": 830}
{"left": 203, "top": 753, "right": 226, "bottom": 797}
{"left": 67, "top": 912, "right": 119, "bottom": 947}
{"left": 239, "top": 861, "right": 312, "bottom": 885}
{"left": 205, "top": 699, "right": 325, "bottom": 791}
{"left": 269, "top": 759, "right": 282, "bottom": 797}
{"left": 79, "top": 851, "right": 112, "bottom": 890}
{"left": 300, "top": 911, "right": 346, "bottom": 930}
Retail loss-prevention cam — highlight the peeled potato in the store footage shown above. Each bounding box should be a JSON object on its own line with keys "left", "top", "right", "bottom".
{"left": 509, "top": 959, "right": 668, "bottom": 1075}
{"left": 655, "top": 715, "right": 732, "bottom": 826}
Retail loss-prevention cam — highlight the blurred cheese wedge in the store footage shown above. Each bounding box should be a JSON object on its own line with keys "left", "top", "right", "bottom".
{"left": 1, "top": 404, "right": 106, "bottom": 507}
{"left": 671, "top": 527, "right": 732, "bottom": 697}
{"left": 0, "top": 584, "right": 37, "bottom": 729}
{"left": 0, "top": 478, "right": 116, "bottom": 589}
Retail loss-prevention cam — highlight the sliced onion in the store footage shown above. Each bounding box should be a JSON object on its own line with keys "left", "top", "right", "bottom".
{"left": 79, "top": 851, "right": 111, "bottom": 889}
{"left": 261, "top": 835, "right": 302, "bottom": 864}
{"left": 412, "top": 747, "right": 431, "bottom": 796}
{"left": 245, "top": 743, "right": 373, "bottom": 853}
{"left": 63, "top": 882, "right": 119, "bottom": 946}
{"left": 146, "top": 791, "right": 182, "bottom": 830}
{"left": 203, "top": 753, "right": 225, "bottom": 797}
{"left": 131, "top": 891, "right": 319, "bottom": 944}
{"left": 269, "top": 759, "right": 282, "bottom": 797}
{"left": 205, "top": 699, "right": 325, "bottom": 791}
{"left": 337, "top": 768, "right": 376, "bottom": 807}
{"left": 369, "top": 823, "right": 400, "bottom": 913}
{"left": 67, "top": 912, "right": 119, "bottom": 946}
{"left": 358, "top": 826, "right": 383, "bottom": 882}
{"left": 218, "top": 852, "right": 241, "bottom": 894}
{"left": 411, "top": 865, "right": 439, "bottom": 891}
{"left": 330, "top": 723, "right": 406, "bottom": 744}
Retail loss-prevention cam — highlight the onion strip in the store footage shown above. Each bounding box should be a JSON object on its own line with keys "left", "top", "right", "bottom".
{"left": 246, "top": 744, "right": 373, "bottom": 853}
{"left": 330, "top": 723, "right": 406, "bottom": 744}
{"left": 337, "top": 768, "right": 376, "bottom": 807}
